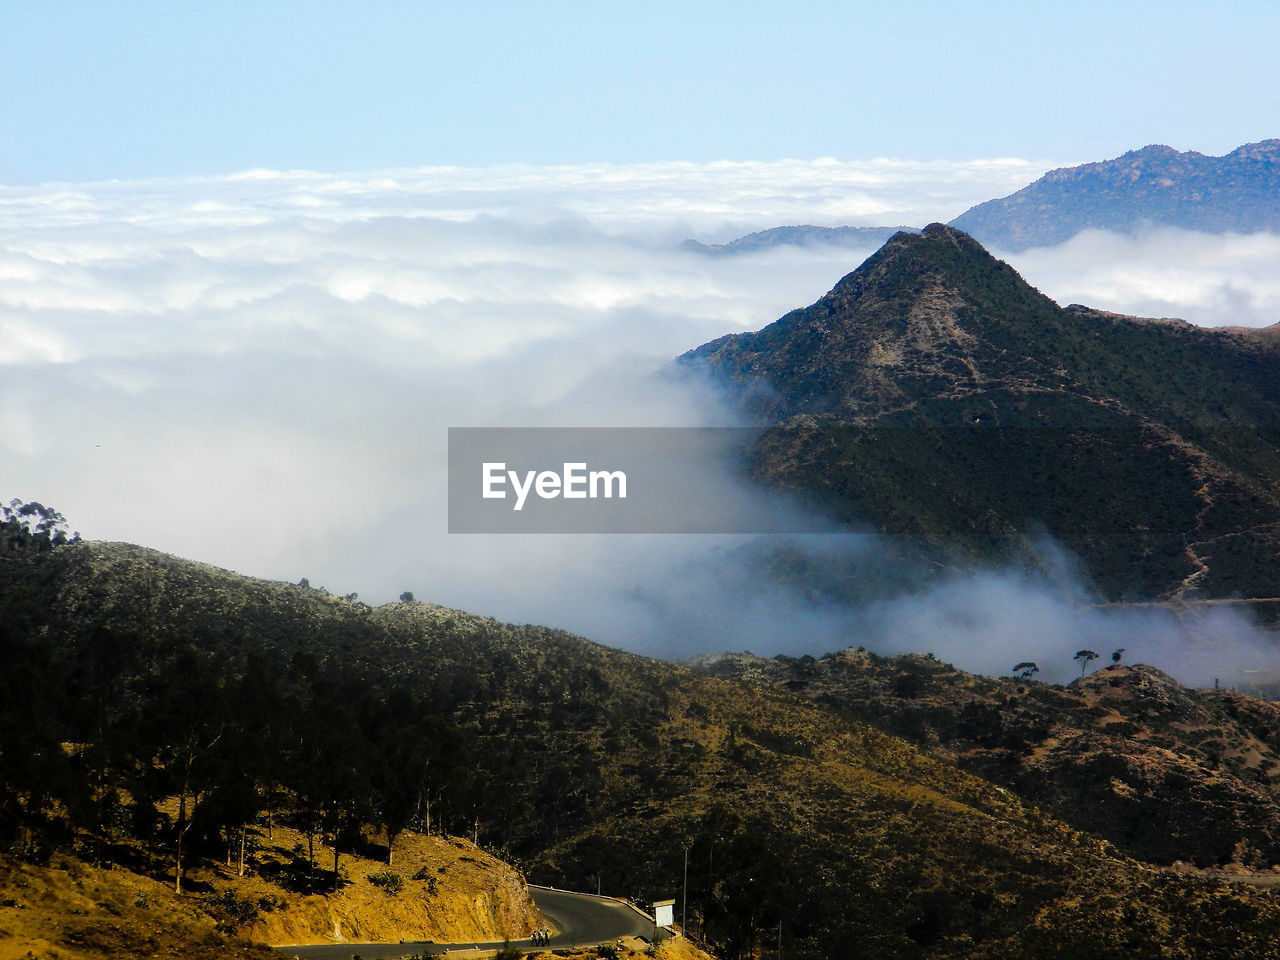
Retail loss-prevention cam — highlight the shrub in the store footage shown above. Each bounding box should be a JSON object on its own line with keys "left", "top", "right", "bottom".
{"left": 202, "top": 889, "right": 259, "bottom": 927}
{"left": 368, "top": 871, "right": 405, "bottom": 895}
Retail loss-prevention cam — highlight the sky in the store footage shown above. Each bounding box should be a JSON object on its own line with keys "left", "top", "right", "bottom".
{"left": 3, "top": 2, "right": 1279, "bottom": 683}
{"left": 3, "top": 1, "right": 1280, "bottom": 183}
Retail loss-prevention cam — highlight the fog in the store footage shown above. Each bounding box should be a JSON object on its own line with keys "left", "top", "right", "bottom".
{"left": 3, "top": 158, "right": 1278, "bottom": 687}
{"left": 1004, "top": 227, "right": 1280, "bottom": 329}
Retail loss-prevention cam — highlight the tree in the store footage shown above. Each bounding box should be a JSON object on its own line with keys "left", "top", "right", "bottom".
{"left": 399, "top": 591, "right": 415, "bottom": 603}
{"left": 1, "top": 500, "right": 79, "bottom": 557}
{"left": 1111, "top": 648, "right": 1125, "bottom": 664}
{"left": 0, "top": 620, "right": 77, "bottom": 852}
{"left": 1074, "top": 649, "right": 1099, "bottom": 676}
{"left": 1011, "top": 661, "right": 1039, "bottom": 680}
{"left": 141, "top": 647, "right": 229, "bottom": 894}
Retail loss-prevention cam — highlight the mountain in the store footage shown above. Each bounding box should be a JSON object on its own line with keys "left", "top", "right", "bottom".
{"left": 951, "top": 140, "right": 1280, "bottom": 250}
{"left": 10, "top": 538, "right": 1280, "bottom": 957}
{"left": 684, "top": 140, "right": 1280, "bottom": 255}
{"left": 682, "top": 225, "right": 915, "bottom": 255}
{"left": 680, "top": 223, "right": 1280, "bottom": 602}
{"left": 695, "top": 649, "right": 1280, "bottom": 870}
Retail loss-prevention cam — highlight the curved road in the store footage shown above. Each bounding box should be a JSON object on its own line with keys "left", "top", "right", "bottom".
{"left": 275, "top": 885, "right": 657, "bottom": 959}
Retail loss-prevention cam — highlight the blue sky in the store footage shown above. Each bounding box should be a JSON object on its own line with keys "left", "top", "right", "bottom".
{"left": 3, "top": 0, "right": 1278, "bottom": 184}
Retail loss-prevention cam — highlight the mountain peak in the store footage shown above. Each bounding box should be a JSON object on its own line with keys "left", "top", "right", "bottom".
{"left": 681, "top": 227, "right": 1064, "bottom": 420}
{"left": 1227, "top": 138, "right": 1280, "bottom": 162}
{"left": 681, "top": 226, "right": 1280, "bottom": 601}
{"left": 823, "top": 221, "right": 1045, "bottom": 312}
{"left": 951, "top": 138, "right": 1280, "bottom": 249}
{"left": 1123, "top": 143, "right": 1182, "bottom": 159}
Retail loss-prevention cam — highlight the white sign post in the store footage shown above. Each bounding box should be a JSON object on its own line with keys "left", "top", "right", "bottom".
{"left": 654, "top": 898, "right": 676, "bottom": 931}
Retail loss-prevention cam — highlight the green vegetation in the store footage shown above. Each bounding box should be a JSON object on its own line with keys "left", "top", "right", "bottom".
{"left": 1, "top": 498, "right": 79, "bottom": 557}
{"left": 368, "top": 870, "right": 405, "bottom": 894}
{"left": 202, "top": 888, "right": 260, "bottom": 930}
{"left": 683, "top": 224, "right": 1280, "bottom": 603}
{"left": 0, "top": 538, "right": 461, "bottom": 899}
{"left": 6, "top": 530, "right": 1280, "bottom": 957}
{"left": 702, "top": 648, "right": 1280, "bottom": 870}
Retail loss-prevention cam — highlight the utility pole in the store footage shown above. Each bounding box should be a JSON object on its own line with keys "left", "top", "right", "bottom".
{"left": 682, "top": 845, "right": 689, "bottom": 935}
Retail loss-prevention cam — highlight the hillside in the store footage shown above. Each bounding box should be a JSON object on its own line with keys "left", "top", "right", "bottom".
{"left": 695, "top": 649, "right": 1280, "bottom": 870}
{"left": 950, "top": 140, "right": 1280, "bottom": 250}
{"left": 7, "top": 538, "right": 1280, "bottom": 957}
{"left": 680, "top": 223, "right": 1280, "bottom": 601}
{"left": 0, "top": 829, "right": 536, "bottom": 960}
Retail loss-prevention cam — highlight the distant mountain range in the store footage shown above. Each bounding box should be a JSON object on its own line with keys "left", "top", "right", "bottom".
{"left": 681, "top": 223, "right": 1280, "bottom": 601}
{"left": 952, "top": 140, "right": 1280, "bottom": 250}
{"left": 681, "top": 224, "right": 915, "bottom": 255}
{"left": 685, "top": 140, "right": 1280, "bottom": 253}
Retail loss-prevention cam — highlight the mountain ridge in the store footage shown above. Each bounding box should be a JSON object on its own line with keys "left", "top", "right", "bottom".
{"left": 680, "top": 224, "right": 1280, "bottom": 600}
{"left": 951, "top": 139, "right": 1280, "bottom": 249}
{"left": 693, "top": 647, "right": 1280, "bottom": 869}
{"left": 681, "top": 224, "right": 916, "bottom": 255}
{"left": 684, "top": 139, "right": 1280, "bottom": 254}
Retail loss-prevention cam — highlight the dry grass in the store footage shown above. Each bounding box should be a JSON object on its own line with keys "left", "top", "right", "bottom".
{"left": 0, "top": 826, "right": 542, "bottom": 960}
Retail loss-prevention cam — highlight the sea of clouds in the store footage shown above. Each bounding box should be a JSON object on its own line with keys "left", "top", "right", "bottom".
{"left": 3, "top": 157, "right": 1278, "bottom": 685}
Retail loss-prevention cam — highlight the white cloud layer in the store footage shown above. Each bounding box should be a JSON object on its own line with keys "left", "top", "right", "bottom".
{"left": 1004, "top": 228, "right": 1280, "bottom": 329}
{"left": 0, "top": 156, "right": 1049, "bottom": 236}
{"left": 2, "top": 158, "right": 1277, "bottom": 685}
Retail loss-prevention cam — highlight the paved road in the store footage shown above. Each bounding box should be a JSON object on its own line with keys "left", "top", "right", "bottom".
{"left": 275, "top": 885, "right": 657, "bottom": 959}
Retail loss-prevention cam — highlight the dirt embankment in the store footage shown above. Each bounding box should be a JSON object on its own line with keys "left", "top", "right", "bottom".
{"left": 0, "top": 853, "right": 275, "bottom": 960}
{"left": 0, "top": 828, "right": 542, "bottom": 960}
{"left": 248, "top": 829, "right": 540, "bottom": 946}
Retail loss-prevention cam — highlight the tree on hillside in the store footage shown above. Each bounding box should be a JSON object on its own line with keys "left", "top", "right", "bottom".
{"left": 144, "top": 648, "right": 230, "bottom": 894}
{"left": 0, "top": 621, "right": 76, "bottom": 853}
{"left": 364, "top": 688, "right": 457, "bottom": 864}
{"left": 1074, "top": 649, "right": 1099, "bottom": 676}
{"left": 1, "top": 499, "right": 79, "bottom": 557}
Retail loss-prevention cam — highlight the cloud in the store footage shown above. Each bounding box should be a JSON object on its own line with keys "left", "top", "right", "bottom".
{"left": 847, "top": 566, "right": 1279, "bottom": 688}
{"left": 1, "top": 156, "right": 1051, "bottom": 234}
{"left": 1002, "top": 227, "right": 1280, "bottom": 329}
{"left": 1, "top": 159, "right": 1277, "bottom": 687}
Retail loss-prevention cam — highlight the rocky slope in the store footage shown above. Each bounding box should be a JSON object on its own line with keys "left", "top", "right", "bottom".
{"left": 680, "top": 223, "right": 1280, "bottom": 601}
